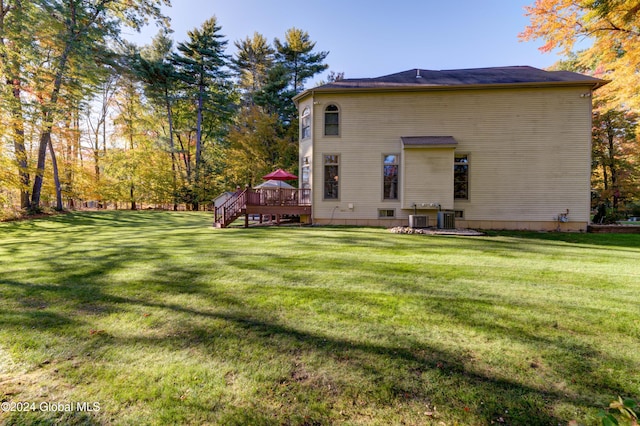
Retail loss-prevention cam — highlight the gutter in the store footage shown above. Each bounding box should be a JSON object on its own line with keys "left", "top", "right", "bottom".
{"left": 294, "top": 80, "right": 608, "bottom": 98}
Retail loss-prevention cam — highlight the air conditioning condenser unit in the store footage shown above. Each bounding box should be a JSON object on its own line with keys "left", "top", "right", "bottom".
{"left": 437, "top": 211, "right": 455, "bottom": 229}
{"left": 409, "top": 215, "right": 428, "bottom": 228}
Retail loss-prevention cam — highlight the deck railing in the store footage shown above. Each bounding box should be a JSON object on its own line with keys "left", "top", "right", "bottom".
{"left": 214, "top": 190, "right": 247, "bottom": 226}
{"left": 214, "top": 188, "right": 311, "bottom": 227}
{"left": 247, "top": 188, "right": 311, "bottom": 207}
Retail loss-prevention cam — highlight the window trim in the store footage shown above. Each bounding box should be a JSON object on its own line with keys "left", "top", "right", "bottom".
{"left": 378, "top": 209, "right": 396, "bottom": 218}
{"left": 301, "top": 107, "right": 311, "bottom": 140}
{"left": 301, "top": 157, "right": 310, "bottom": 189}
{"left": 323, "top": 153, "right": 340, "bottom": 201}
{"left": 382, "top": 153, "right": 400, "bottom": 201}
{"left": 324, "top": 104, "right": 340, "bottom": 137}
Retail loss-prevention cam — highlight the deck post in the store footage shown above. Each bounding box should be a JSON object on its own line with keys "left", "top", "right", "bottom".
{"left": 244, "top": 212, "right": 249, "bottom": 228}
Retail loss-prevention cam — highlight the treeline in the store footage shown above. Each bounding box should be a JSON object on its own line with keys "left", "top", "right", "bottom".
{"left": 0, "top": 1, "right": 330, "bottom": 216}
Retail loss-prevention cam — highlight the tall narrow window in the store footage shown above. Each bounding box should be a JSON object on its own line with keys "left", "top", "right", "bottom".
{"left": 324, "top": 154, "right": 339, "bottom": 199}
{"left": 454, "top": 154, "right": 469, "bottom": 200}
{"left": 301, "top": 107, "right": 311, "bottom": 139}
{"left": 324, "top": 104, "right": 339, "bottom": 136}
{"left": 301, "top": 158, "right": 310, "bottom": 189}
{"left": 301, "top": 158, "right": 311, "bottom": 204}
{"left": 383, "top": 154, "right": 399, "bottom": 200}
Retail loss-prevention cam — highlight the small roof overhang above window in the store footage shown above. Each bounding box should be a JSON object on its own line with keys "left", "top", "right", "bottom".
{"left": 401, "top": 136, "right": 458, "bottom": 148}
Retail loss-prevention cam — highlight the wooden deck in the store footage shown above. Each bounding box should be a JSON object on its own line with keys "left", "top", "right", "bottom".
{"left": 214, "top": 188, "right": 311, "bottom": 228}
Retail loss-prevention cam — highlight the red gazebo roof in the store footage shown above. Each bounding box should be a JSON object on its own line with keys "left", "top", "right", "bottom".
{"left": 262, "top": 168, "right": 298, "bottom": 180}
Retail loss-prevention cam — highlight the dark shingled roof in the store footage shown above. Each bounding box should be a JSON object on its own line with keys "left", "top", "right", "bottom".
{"left": 308, "top": 66, "right": 606, "bottom": 91}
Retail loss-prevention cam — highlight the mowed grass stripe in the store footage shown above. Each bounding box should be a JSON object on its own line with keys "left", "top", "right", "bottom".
{"left": 0, "top": 211, "right": 638, "bottom": 425}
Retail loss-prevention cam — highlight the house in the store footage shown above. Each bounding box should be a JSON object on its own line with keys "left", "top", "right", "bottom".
{"left": 293, "top": 66, "right": 606, "bottom": 231}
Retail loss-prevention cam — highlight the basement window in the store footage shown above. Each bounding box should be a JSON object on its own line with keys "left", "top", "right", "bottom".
{"left": 378, "top": 209, "right": 396, "bottom": 218}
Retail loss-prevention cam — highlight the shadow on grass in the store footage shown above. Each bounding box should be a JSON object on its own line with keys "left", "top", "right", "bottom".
{"left": 1, "top": 212, "right": 637, "bottom": 424}
{"left": 486, "top": 230, "right": 640, "bottom": 250}
{"left": 0, "top": 303, "right": 78, "bottom": 329}
{"left": 0, "top": 287, "right": 586, "bottom": 423}
{"left": 6, "top": 271, "right": 619, "bottom": 424}
{"left": 84, "top": 292, "right": 611, "bottom": 425}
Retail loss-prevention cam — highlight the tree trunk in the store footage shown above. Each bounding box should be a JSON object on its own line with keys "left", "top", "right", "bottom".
{"left": 601, "top": 162, "right": 609, "bottom": 191}
{"left": 177, "top": 134, "right": 191, "bottom": 181}
{"left": 64, "top": 113, "right": 75, "bottom": 209}
{"left": 191, "top": 83, "right": 205, "bottom": 212}
{"left": 11, "top": 88, "right": 30, "bottom": 208}
{"left": 30, "top": 127, "right": 50, "bottom": 211}
{"left": 94, "top": 149, "right": 100, "bottom": 180}
{"left": 165, "top": 89, "right": 178, "bottom": 211}
{"left": 30, "top": 37, "right": 72, "bottom": 210}
{"left": 130, "top": 183, "right": 136, "bottom": 210}
{"left": 195, "top": 82, "right": 204, "bottom": 180}
{"left": 13, "top": 136, "right": 30, "bottom": 209}
{"left": 2, "top": 0, "right": 30, "bottom": 208}
{"left": 47, "top": 135, "right": 63, "bottom": 211}
{"left": 607, "top": 130, "right": 619, "bottom": 210}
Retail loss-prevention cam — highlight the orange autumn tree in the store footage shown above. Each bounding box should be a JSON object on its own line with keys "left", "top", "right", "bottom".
{"left": 520, "top": 0, "right": 640, "bottom": 109}
{"left": 521, "top": 1, "right": 640, "bottom": 213}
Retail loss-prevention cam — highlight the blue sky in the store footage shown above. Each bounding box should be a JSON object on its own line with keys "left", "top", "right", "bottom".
{"left": 126, "top": 0, "right": 563, "bottom": 84}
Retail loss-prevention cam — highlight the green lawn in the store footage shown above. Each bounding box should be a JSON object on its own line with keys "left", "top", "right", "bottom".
{"left": 1, "top": 211, "right": 639, "bottom": 425}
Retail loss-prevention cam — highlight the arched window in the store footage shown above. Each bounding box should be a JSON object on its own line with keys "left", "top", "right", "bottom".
{"left": 301, "top": 107, "right": 311, "bottom": 139}
{"left": 324, "top": 104, "right": 339, "bottom": 136}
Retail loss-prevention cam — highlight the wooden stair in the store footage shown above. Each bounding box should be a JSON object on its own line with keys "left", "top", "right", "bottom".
{"left": 214, "top": 190, "right": 247, "bottom": 228}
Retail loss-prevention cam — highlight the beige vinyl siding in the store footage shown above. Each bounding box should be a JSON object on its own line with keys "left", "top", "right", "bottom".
{"left": 402, "top": 147, "right": 454, "bottom": 210}
{"left": 307, "top": 86, "right": 593, "bottom": 227}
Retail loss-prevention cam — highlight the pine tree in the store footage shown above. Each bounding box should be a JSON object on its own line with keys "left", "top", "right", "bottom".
{"left": 173, "top": 16, "right": 235, "bottom": 209}
{"left": 136, "top": 30, "right": 181, "bottom": 210}
{"left": 232, "top": 32, "right": 274, "bottom": 104}
{"left": 274, "top": 27, "right": 329, "bottom": 94}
